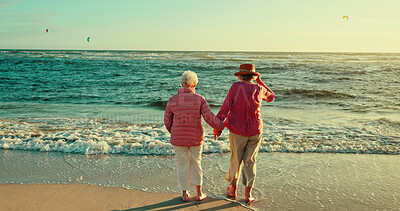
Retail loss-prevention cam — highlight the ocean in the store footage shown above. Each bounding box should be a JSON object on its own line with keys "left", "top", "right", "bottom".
{"left": 1, "top": 50, "right": 400, "bottom": 210}
{"left": 1, "top": 50, "right": 399, "bottom": 155}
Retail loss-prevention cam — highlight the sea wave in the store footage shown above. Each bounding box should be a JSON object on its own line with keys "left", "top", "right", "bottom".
{"left": 150, "top": 100, "right": 169, "bottom": 108}
{"left": 0, "top": 118, "right": 398, "bottom": 155}
{"left": 282, "top": 89, "right": 356, "bottom": 99}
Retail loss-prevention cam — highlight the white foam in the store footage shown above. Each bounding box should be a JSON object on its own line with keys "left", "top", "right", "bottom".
{"left": 0, "top": 118, "right": 399, "bottom": 155}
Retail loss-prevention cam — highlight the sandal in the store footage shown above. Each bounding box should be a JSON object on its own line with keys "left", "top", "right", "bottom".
{"left": 227, "top": 185, "right": 237, "bottom": 198}
{"left": 182, "top": 191, "right": 190, "bottom": 202}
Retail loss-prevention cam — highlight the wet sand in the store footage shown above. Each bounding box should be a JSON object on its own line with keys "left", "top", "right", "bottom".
{"left": 1, "top": 150, "right": 400, "bottom": 210}
{"left": 0, "top": 183, "right": 249, "bottom": 211}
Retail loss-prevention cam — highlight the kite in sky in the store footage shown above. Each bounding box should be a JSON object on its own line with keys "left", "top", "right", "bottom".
{"left": 46, "top": 29, "right": 48, "bottom": 33}
{"left": 87, "top": 37, "right": 91, "bottom": 42}
{"left": 343, "top": 15, "right": 349, "bottom": 20}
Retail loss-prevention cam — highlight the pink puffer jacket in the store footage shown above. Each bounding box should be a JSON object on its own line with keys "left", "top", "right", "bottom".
{"left": 164, "top": 87, "right": 224, "bottom": 147}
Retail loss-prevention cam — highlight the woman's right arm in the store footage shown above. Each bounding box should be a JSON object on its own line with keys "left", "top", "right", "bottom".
{"left": 216, "top": 85, "right": 235, "bottom": 120}
{"left": 213, "top": 85, "right": 235, "bottom": 139}
{"left": 200, "top": 97, "right": 224, "bottom": 131}
{"left": 164, "top": 101, "right": 173, "bottom": 133}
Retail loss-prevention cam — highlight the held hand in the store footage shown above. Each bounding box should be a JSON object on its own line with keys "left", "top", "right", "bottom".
{"left": 213, "top": 128, "right": 222, "bottom": 140}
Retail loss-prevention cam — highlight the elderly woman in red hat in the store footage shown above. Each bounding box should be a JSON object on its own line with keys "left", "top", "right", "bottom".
{"left": 214, "top": 63, "right": 275, "bottom": 202}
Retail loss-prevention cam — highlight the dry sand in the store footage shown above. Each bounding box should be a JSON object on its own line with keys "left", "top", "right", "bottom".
{"left": 0, "top": 183, "right": 250, "bottom": 211}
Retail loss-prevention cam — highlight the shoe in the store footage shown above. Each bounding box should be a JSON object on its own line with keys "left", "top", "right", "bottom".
{"left": 182, "top": 191, "right": 190, "bottom": 202}
{"left": 227, "top": 185, "right": 237, "bottom": 198}
{"left": 195, "top": 185, "right": 207, "bottom": 201}
{"left": 245, "top": 186, "right": 255, "bottom": 203}
{"left": 196, "top": 193, "right": 207, "bottom": 201}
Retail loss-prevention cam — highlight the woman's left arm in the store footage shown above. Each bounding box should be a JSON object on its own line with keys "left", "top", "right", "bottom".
{"left": 164, "top": 101, "right": 174, "bottom": 133}
{"left": 257, "top": 76, "right": 275, "bottom": 102}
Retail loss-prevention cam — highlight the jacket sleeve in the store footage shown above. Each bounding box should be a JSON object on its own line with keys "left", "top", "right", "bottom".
{"left": 257, "top": 79, "right": 275, "bottom": 102}
{"left": 200, "top": 97, "right": 225, "bottom": 131}
{"left": 262, "top": 87, "right": 275, "bottom": 102}
{"left": 164, "top": 100, "right": 174, "bottom": 133}
{"left": 217, "top": 85, "right": 235, "bottom": 121}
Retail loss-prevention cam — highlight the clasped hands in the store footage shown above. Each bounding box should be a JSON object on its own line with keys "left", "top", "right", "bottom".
{"left": 213, "top": 128, "right": 222, "bottom": 141}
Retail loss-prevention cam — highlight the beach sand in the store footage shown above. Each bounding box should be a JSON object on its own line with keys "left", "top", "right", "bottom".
{"left": 1, "top": 150, "right": 400, "bottom": 210}
{"left": 0, "top": 183, "right": 249, "bottom": 211}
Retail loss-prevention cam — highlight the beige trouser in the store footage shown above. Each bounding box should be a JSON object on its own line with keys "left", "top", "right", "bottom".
{"left": 173, "top": 145, "right": 203, "bottom": 190}
{"left": 226, "top": 132, "right": 262, "bottom": 187}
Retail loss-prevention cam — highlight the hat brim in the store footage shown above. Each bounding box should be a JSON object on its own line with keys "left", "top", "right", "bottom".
{"left": 234, "top": 71, "right": 260, "bottom": 76}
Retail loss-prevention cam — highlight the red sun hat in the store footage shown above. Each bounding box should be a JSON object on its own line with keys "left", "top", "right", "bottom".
{"left": 234, "top": 63, "right": 260, "bottom": 76}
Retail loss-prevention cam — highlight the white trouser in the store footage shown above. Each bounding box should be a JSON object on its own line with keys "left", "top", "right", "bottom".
{"left": 173, "top": 145, "right": 203, "bottom": 190}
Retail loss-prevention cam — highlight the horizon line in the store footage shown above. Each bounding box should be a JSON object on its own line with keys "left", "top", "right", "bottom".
{"left": 1, "top": 48, "right": 399, "bottom": 54}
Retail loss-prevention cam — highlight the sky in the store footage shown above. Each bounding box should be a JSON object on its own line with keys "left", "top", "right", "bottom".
{"left": 0, "top": 0, "right": 399, "bottom": 52}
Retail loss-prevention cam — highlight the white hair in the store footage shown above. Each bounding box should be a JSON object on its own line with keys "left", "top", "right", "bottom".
{"left": 180, "top": 70, "right": 198, "bottom": 86}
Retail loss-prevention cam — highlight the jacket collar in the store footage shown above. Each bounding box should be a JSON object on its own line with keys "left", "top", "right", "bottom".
{"left": 178, "top": 87, "right": 195, "bottom": 93}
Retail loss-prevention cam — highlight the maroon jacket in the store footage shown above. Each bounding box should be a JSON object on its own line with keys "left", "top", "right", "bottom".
{"left": 217, "top": 82, "right": 275, "bottom": 137}
{"left": 164, "top": 87, "right": 224, "bottom": 147}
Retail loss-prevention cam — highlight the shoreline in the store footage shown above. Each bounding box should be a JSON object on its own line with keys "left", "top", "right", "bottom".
{"left": 0, "top": 183, "right": 250, "bottom": 211}
{"left": 1, "top": 150, "right": 400, "bottom": 210}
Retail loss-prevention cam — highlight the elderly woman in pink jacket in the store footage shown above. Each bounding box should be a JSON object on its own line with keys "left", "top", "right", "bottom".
{"left": 164, "top": 70, "right": 224, "bottom": 202}
{"left": 214, "top": 64, "right": 275, "bottom": 203}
